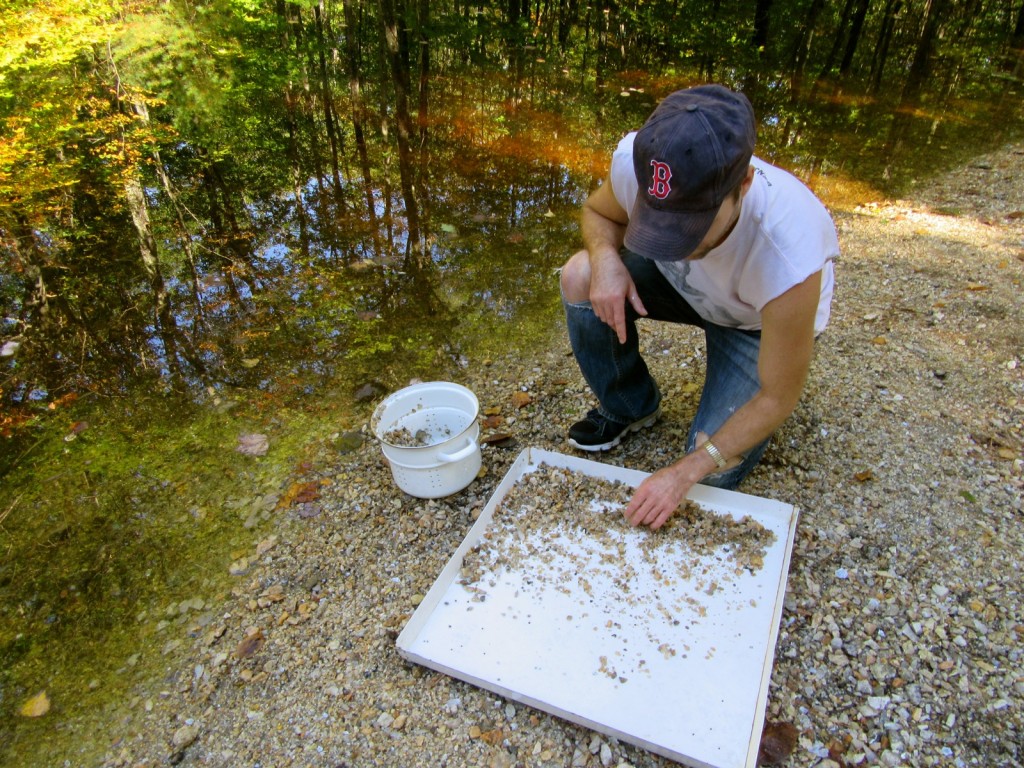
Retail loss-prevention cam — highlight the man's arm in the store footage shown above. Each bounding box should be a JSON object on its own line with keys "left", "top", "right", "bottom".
{"left": 624, "top": 270, "right": 823, "bottom": 529}
{"left": 579, "top": 182, "right": 648, "bottom": 343}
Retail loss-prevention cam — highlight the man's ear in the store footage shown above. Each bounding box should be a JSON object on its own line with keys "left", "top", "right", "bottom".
{"left": 741, "top": 164, "right": 755, "bottom": 194}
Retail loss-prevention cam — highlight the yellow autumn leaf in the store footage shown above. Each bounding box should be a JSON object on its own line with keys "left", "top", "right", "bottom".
{"left": 20, "top": 690, "right": 50, "bottom": 717}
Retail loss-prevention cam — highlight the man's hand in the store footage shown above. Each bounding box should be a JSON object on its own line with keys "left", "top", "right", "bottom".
{"left": 624, "top": 462, "right": 696, "bottom": 530}
{"left": 579, "top": 181, "right": 647, "bottom": 343}
{"left": 589, "top": 256, "right": 647, "bottom": 344}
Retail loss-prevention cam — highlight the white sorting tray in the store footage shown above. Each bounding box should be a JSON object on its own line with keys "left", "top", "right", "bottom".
{"left": 396, "top": 448, "right": 798, "bottom": 768}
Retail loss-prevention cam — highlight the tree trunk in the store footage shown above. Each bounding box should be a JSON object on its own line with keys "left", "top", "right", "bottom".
{"left": 752, "top": 0, "right": 773, "bottom": 56}
{"left": 869, "top": 0, "right": 901, "bottom": 93}
{"left": 314, "top": 2, "right": 346, "bottom": 212}
{"left": 817, "top": 0, "right": 857, "bottom": 81}
{"left": 789, "top": 0, "right": 827, "bottom": 98}
{"left": 700, "top": 0, "right": 722, "bottom": 80}
{"left": 1004, "top": 0, "right": 1024, "bottom": 69}
{"left": 124, "top": 102, "right": 183, "bottom": 383}
{"left": 838, "top": 0, "right": 871, "bottom": 76}
{"left": 277, "top": 0, "right": 310, "bottom": 254}
{"left": 557, "top": 0, "right": 579, "bottom": 51}
{"left": 342, "top": 0, "right": 381, "bottom": 257}
{"left": 416, "top": 0, "right": 432, "bottom": 224}
{"left": 884, "top": 0, "right": 951, "bottom": 170}
{"left": 380, "top": 0, "right": 423, "bottom": 264}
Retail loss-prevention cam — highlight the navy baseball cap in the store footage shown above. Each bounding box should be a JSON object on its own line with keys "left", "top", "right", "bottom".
{"left": 624, "top": 84, "right": 756, "bottom": 262}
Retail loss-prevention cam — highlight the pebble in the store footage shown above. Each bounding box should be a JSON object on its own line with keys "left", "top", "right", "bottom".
{"left": 170, "top": 724, "right": 198, "bottom": 749}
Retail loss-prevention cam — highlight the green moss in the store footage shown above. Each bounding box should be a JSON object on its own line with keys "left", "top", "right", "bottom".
{"left": 0, "top": 391, "right": 330, "bottom": 766}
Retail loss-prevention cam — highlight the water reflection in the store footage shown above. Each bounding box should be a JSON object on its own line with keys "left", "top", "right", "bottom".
{"left": 235, "top": 76, "right": 1016, "bottom": 406}
{"left": 2, "top": 65, "right": 1021, "bottom": 407}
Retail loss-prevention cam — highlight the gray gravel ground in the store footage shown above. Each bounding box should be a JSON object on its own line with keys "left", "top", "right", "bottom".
{"left": 100, "top": 144, "right": 1022, "bottom": 768}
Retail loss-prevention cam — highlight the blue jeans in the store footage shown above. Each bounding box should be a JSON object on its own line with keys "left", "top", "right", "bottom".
{"left": 563, "top": 250, "right": 770, "bottom": 490}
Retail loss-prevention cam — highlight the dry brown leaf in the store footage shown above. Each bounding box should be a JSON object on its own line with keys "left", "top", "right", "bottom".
{"left": 482, "top": 414, "right": 504, "bottom": 429}
{"left": 233, "top": 628, "right": 265, "bottom": 659}
{"left": 854, "top": 469, "right": 875, "bottom": 482}
{"left": 19, "top": 690, "right": 50, "bottom": 718}
{"left": 758, "top": 720, "right": 798, "bottom": 765}
{"left": 480, "top": 727, "right": 505, "bottom": 745}
{"left": 277, "top": 481, "right": 320, "bottom": 509}
{"left": 511, "top": 392, "right": 532, "bottom": 409}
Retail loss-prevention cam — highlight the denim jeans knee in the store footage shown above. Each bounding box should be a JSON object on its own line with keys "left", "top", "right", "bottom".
{"left": 563, "top": 298, "right": 661, "bottom": 423}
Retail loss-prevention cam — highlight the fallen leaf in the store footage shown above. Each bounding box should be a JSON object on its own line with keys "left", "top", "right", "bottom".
{"left": 1006, "top": 210, "right": 1024, "bottom": 219}
{"left": 854, "top": 469, "right": 874, "bottom": 482}
{"left": 260, "top": 584, "right": 286, "bottom": 602}
{"left": 871, "top": 336, "right": 888, "bottom": 345}
{"left": 758, "top": 720, "right": 798, "bottom": 765}
{"left": 20, "top": 691, "right": 50, "bottom": 717}
{"left": 278, "top": 481, "right": 320, "bottom": 508}
{"left": 233, "top": 629, "right": 265, "bottom": 659}
{"left": 828, "top": 738, "right": 851, "bottom": 766}
{"left": 482, "top": 415, "right": 504, "bottom": 429}
{"left": 483, "top": 406, "right": 502, "bottom": 416}
{"left": 966, "top": 283, "right": 989, "bottom": 291}
{"left": 511, "top": 392, "right": 532, "bottom": 409}
{"left": 480, "top": 727, "right": 505, "bottom": 745}
{"left": 236, "top": 433, "right": 269, "bottom": 456}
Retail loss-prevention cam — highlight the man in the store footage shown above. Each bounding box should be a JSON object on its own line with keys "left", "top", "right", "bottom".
{"left": 560, "top": 84, "right": 838, "bottom": 530}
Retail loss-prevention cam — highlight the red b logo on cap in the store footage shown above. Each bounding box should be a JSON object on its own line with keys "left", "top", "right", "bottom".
{"left": 648, "top": 160, "right": 672, "bottom": 199}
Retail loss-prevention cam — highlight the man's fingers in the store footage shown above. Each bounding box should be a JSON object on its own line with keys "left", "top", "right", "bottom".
{"left": 628, "top": 291, "right": 648, "bottom": 318}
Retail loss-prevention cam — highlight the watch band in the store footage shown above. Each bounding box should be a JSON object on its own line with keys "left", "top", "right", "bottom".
{"left": 702, "top": 440, "right": 727, "bottom": 469}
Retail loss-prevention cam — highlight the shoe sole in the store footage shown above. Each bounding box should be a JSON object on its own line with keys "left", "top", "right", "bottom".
{"left": 567, "top": 409, "right": 661, "bottom": 452}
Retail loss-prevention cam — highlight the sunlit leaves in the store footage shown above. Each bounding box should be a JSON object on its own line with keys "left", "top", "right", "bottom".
{"left": 0, "top": 0, "right": 119, "bottom": 84}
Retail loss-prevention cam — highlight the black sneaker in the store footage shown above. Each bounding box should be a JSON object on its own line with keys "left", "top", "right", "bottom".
{"left": 567, "top": 407, "right": 661, "bottom": 452}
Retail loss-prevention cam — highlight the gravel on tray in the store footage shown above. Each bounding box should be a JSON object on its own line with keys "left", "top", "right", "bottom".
{"left": 95, "top": 146, "right": 1023, "bottom": 768}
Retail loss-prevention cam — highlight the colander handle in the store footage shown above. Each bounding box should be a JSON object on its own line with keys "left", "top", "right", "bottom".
{"left": 437, "top": 437, "right": 478, "bottom": 463}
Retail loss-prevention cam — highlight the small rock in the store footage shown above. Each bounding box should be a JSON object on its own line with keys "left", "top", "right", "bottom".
{"left": 335, "top": 431, "right": 365, "bottom": 452}
{"left": 443, "top": 697, "right": 461, "bottom": 714}
{"left": 171, "top": 724, "right": 199, "bottom": 749}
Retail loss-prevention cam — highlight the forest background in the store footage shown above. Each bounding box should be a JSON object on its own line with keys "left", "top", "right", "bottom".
{"left": 1, "top": 0, "right": 1023, "bottom": 764}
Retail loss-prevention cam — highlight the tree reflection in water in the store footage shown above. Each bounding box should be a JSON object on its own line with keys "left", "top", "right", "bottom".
{"left": 1, "top": 1, "right": 1021, "bottom": 406}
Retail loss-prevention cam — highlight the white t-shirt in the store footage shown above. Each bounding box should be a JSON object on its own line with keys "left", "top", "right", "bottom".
{"left": 610, "top": 132, "right": 838, "bottom": 334}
